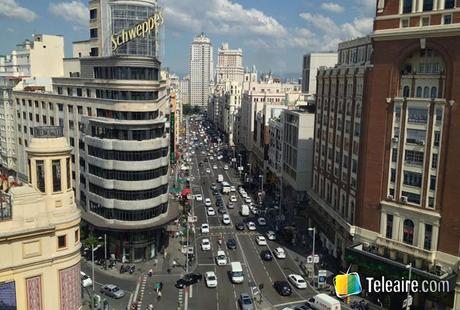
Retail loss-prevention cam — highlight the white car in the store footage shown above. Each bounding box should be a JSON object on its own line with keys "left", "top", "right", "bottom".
{"left": 213, "top": 165, "right": 218, "bottom": 170}
{"left": 207, "top": 207, "right": 216, "bottom": 216}
{"left": 210, "top": 156, "right": 214, "bottom": 160}
{"left": 288, "top": 274, "right": 307, "bottom": 289}
{"left": 246, "top": 221, "right": 256, "bottom": 231}
{"left": 244, "top": 197, "right": 252, "bottom": 203}
{"left": 80, "top": 271, "right": 93, "bottom": 288}
{"left": 230, "top": 195, "right": 237, "bottom": 202}
{"left": 206, "top": 168, "right": 211, "bottom": 173}
{"left": 195, "top": 194, "right": 203, "bottom": 201}
{"left": 257, "top": 217, "right": 267, "bottom": 226}
{"left": 267, "top": 231, "right": 276, "bottom": 240}
{"left": 201, "top": 223, "right": 210, "bottom": 233}
{"left": 228, "top": 202, "right": 234, "bottom": 209}
{"left": 255, "top": 235, "right": 267, "bottom": 246}
{"left": 222, "top": 214, "right": 231, "bottom": 225}
{"left": 274, "top": 247, "right": 286, "bottom": 259}
{"left": 201, "top": 238, "right": 211, "bottom": 251}
{"left": 241, "top": 191, "right": 248, "bottom": 198}
{"left": 205, "top": 198, "right": 212, "bottom": 207}
{"left": 205, "top": 271, "right": 218, "bottom": 288}
{"left": 250, "top": 206, "right": 258, "bottom": 215}
{"left": 223, "top": 165, "right": 229, "bottom": 170}
{"left": 215, "top": 250, "right": 227, "bottom": 266}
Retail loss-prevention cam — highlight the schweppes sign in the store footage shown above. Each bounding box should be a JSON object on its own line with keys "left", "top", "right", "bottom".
{"left": 111, "top": 12, "right": 164, "bottom": 51}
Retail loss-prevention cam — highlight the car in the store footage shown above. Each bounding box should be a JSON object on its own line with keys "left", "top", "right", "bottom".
{"left": 274, "top": 247, "right": 286, "bottom": 259}
{"left": 267, "top": 231, "right": 276, "bottom": 240}
{"left": 223, "top": 165, "right": 229, "bottom": 170}
{"left": 215, "top": 250, "right": 227, "bottom": 266}
{"left": 207, "top": 207, "right": 216, "bottom": 216}
{"left": 201, "top": 238, "right": 211, "bottom": 251}
{"left": 239, "top": 293, "right": 254, "bottom": 310}
{"left": 212, "top": 189, "right": 219, "bottom": 195}
{"left": 250, "top": 206, "right": 258, "bottom": 215}
{"left": 175, "top": 273, "right": 203, "bottom": 288}
{"left": 257, "top": 217, "right": 267, "bottom": 226}
{"left": 261, "top": 250, "right": 273, "bottom": 261}
{"left": 256, "top": 235, "right": 267, "bottom": 246}
{"left": 195, "top": 194, "right": 203, "bottom": 201}
{"left": 217, "top": 207, "right": 226, "bottom": 214}
{"left": 222, "top": 214, "right": 231, "bottom": 225}
{"left": 241, "top": 191, "right": 248, "bottom": 198}
{"left": 235, "top": 222, "right": 245, "bottom": 230}
{"left": 100, "top": 284, "right": 125, "bottom": 299}
{"left": 247, "top": 222, "right": 256, "bottom": 231}
{"left": 274, "top": 281, "right": 292, "bottom": 296}
{"left": 211, "top": 183, "right": 217, "bottom": 190}
{"left": 227, "top": 238, "right": 237, "bottom": 250}
{"left": 244, "top": 197, "right": 252, "bottom": 203}
{"left": 205, "top": 168, "right": 211, "bottom": 173}
{"left": 228, "top": 202, "right": 235, "bottom": 209}
{"left": 213, "top": 165, "right": 218, "bottom": 169}
{"left": 80, "top": 271, "right": 92, "bottom": 288}
{"left": 205, "top": 271, "right": 218, "bottom": 288}
{"left": 288, "top": 274, "right": 307, "bottom": 289}
{"left": 201, "top": 223, "right": 210, "bottom": 233}
{"left": 230, "top": 185, "right": 236, "bottom": 192}
{"left": 204, "top": 198, "right": 212, "bottom": 207}
{"left": 230, "top": 195, "right": 237, "bottom": 202}
{"left": 210, "top": 156, "right": 214, "bottom": 160}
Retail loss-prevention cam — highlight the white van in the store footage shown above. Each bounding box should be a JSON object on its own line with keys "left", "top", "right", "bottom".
{"left": 230, "top": 262, "right": 244, "bottom": 284}
{"left": 240, "top": 204, "right": 250, "bottom": 216}
{"left": 217, "top": 174, "right": 224, "bottom": 183}
{"left": 221, "top": 182, "right": 231, "bottom": 194}
{"left": 307, "top": 293, "right": 341, "bottom": 310}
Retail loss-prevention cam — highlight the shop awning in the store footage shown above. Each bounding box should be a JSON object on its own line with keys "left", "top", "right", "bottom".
{"left": 181, "top": 188, "right": 192, "bottom": 196}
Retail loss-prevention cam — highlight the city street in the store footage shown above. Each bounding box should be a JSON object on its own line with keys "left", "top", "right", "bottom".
{"left": 184, "top": 119, "right": 317, "bottom": 309}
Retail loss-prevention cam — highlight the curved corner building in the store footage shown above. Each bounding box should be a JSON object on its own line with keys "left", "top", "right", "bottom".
{"left": 13, "top": 0, "right": 177, "bottom": 261}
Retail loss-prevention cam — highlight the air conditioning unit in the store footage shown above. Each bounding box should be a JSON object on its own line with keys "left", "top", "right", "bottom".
{"left": 401, "top": 196, "right": 408, "bottom": 203}
{"left": 387, "top": 195, "right": 394, "bottom": 200}
{"left": 392, "top": 137, "right": 399, "bottom": 143}
{"left": 417, "top": 140, "right": 425, "bottom": 146}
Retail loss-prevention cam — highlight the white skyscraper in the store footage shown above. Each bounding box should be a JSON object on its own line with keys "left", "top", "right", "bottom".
{"left": 189, "top": 33, "right": 213, "bottom": 107}
{"left": 215, "top": 43, "right": 244, "bottom": 85}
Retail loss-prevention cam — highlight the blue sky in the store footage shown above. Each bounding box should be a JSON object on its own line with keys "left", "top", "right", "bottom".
{"left": 0, "top": 0, "right": 376, "bottom": 76}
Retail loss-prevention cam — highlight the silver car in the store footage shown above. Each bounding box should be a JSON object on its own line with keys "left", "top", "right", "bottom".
{"left": 100, "top": 284, "right": 125, "bottom": 299}
{"left": 239, "top": 293, "right": 254, "bottom": 310}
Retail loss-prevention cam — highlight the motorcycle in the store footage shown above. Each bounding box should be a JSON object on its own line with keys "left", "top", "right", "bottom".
{"left": 129, "top": 265, "right": 136, "bottom": 274}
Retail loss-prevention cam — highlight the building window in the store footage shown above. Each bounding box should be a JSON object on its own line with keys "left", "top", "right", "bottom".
{"left": 392, "top": 149, "right": 398, "bottom": 162}
{"left": 445, "top": 0, "right": 455, "bottom": 8}
{"left": 416, "top": 87, "right": 422, "bottom": 97}
{"left": 403, "top": 170, "right": 423, "bottom": 187}
{"left": 423, "top": 86, "right": 430, "bottom": 98}
{"left": 423, "top": 0, "right": 434, "bottom": 11}
{"left": 67, "top": 158, "right": 71, "bottom": 190}
{"left": 49, "top": 102, "right": 54, "bottom": 110}
{"left": 90, "top": 28, "right": 98, "bottom": 38}
{"left": 78, "top": 106, "right": 83, "bottom": 114}
{"left": 403, "top": 219, "right": 415, "bottom": 245}
{"left": 28, "top": 100, "right": 32, "bottom": 107}
{"left": 30, "top": 127, "right": 33, "bottom": 135}
{"left": 75, "top": 229, "right": 80, "bottom": 243}
{"left": 424, "top": 224, "right": 433, "bottom": 250}
{"left": 401, "top": 18, "right": 410, "bottom": 28}
{"left": 90, "top": 48, "right": 98, "bottom": 56}
{"left": 434, "top": 131, "right": 440, "bottom": 146}
{"left": 58, "top": 235, "right": 66, "bottom": 249}
{"left": 50, "top": 117, "right": 55, "bottom": 126}
{"left": 90, "top": 8, "right": 97, "bottom": 19}
{"left": 29, "top": 113, "right": 32, "bottom": 121}
{"left": 58, "top": 104, "right": 64, "bottom": 111}
{"left": 52, "top": 160, "right": 62, "bottom": 192}
{"left": 68, "top": 105, "right": 73, "bottom": 113}
{"left": 431, "top": 153, "right": 438, "bottom": 168}
{"left": 405, "top": 150, "right": 424, "bottom": 165}
{"left": 391, "top": 168, "right": 396, "bottom": 182}
{"left": 386, "top": 214, "right": 393, "bottom": 239}
{"left": 35, "top": 114, "right": 39, "bottom": 122}
{"left": 34, "top": 101, "right": 38, "bottom": 108}
{"left": 408, "top": 108, "right": 428, "bottom": 124}
{"left": 443, "top": 14, "right": 452, "bottom": 25}
{"left": 402, "top": 191, "right": 421, "bottom": 204}
{"left": 403, "top": 0, "right": 412, "bottom": 13}
{"left": 430, "top": 175, "right": 436, "bottom": 190}
{"left": 42, "top": 115, "right": 47, "bottom": 124}
{"left": 36, "top": 160, "right": 45, "bottom": 192}
{"left": 76, "top": 88, "right": 82, "bottom": 97}
{"left": 403, "top": 86, "right": 410, "bottom": 97}
{"left": 421, "top": 16, "right": 430, "bottom": 26}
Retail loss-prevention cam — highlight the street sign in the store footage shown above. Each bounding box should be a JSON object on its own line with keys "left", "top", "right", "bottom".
{"left": 318, "top": 270, "right": 327, "bottom": 288}
{"left": 402, "top": 295, "right": 413, "bottom": 308}
{"left": 307, "top": 255, "right": 320, "bottom": 264}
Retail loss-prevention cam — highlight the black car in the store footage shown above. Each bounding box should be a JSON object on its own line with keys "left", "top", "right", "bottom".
{"left": 212, "top": 190, "right": 219, "bottom": 196}
{"left": 261, "top": 250, "right": 273, "bottom": 261}
{"left": 227, "top": 238, "right": 237, "bottom": 250}
{"left": 235, "top": 222, "right": 245, "bottom": 231}
{"left": 274, "top": 281, "right": 292, "bottom": 296}
{"left": 175, "top": 273, "right": 203, "bottom": 289}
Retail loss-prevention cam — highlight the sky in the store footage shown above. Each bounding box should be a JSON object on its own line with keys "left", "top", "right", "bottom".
{"left": 0, "top": 0, "right": 376, "bottom": 77}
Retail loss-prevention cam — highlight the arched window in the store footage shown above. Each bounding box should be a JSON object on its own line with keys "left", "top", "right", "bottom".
{"left": 423, "top": 87, "right": 430, "bottom": 98}
{"left": 431, "top": 87, "right": 437, "bottom": 98}
{"left": 403, "top": 219, "right": 415, "bottom": 245}
{"left": 416, "top": 87, "right": 422, "bottom": 97}
{"left": 403, "top": 86, "right": 410, "bottom": 97}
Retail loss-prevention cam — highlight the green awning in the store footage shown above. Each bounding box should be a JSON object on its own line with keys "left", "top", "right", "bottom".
{"left": 170, "top": 187, "right": 181, "bottom": 193}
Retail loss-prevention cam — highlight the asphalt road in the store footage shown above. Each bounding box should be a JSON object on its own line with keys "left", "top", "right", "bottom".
{"left": 185, "top": 128, "right": 317, "bottom": 310}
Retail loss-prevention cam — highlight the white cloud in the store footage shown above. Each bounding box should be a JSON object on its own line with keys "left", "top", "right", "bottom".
{"left": 320, "top": 2, "right": 345, "bottom": 13}
{"left": 49, "top": 1, "right": 88, "bottom": 27}
{"left": 353, "top": 0, "right": 376, "bottom": 16}
{"left": 0, "top": 0, "right": 37, "bottom": 22}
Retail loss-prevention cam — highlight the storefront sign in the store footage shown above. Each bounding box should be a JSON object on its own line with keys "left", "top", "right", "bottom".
{"left": 111, "top": 11, "right": 164, "bottom": 51}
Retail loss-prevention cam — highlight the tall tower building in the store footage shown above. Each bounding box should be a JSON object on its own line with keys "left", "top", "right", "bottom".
{"left": 189, "top": 33, "right": 213, "bottom": 107}
{"left": 301, "top": 52, "right": 338, "bottom": 94}
{"left": 0, "top": 126, "right": 81, "bottom": 310}
{"left": 12, "top": 0, "right": 175, "bottom": 262}
{"left": 308, "top": 1, "right": 460, "bottom": 309}
{"left": 215, "top": 43, "right": 244, "bottom": 85}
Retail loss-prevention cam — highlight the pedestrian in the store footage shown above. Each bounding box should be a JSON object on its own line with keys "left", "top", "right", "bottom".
{"left": 172, "top": 259, "right": 177, "bottom": 268}
{"left": 157, "top": 290, "right": 162, "bottom": 301}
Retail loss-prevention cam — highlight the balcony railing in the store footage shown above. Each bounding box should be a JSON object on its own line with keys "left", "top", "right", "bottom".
{"left": 0, "top": 192, "right": 12, "bottom": 221}
{"left": 34, "top": 126, "right": 64, "bottom": 138}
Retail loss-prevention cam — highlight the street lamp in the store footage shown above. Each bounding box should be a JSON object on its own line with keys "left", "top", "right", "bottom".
{"left": 405, "top": 263, "right": 412, "bottom": 310}
{"left": 98, "top": 235, "right": 107, "bottom": 270}
{"left": 259, "top": 174, "right": 263, "bottom": 193}
{"left": 91, "top": 243, "right": 102, "bottom": 291}
{"left": 238, "top": 154, "right": 242, "bottom": 176}
{"left": 308, "top": 227, "right": 316, "bottom": 282}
